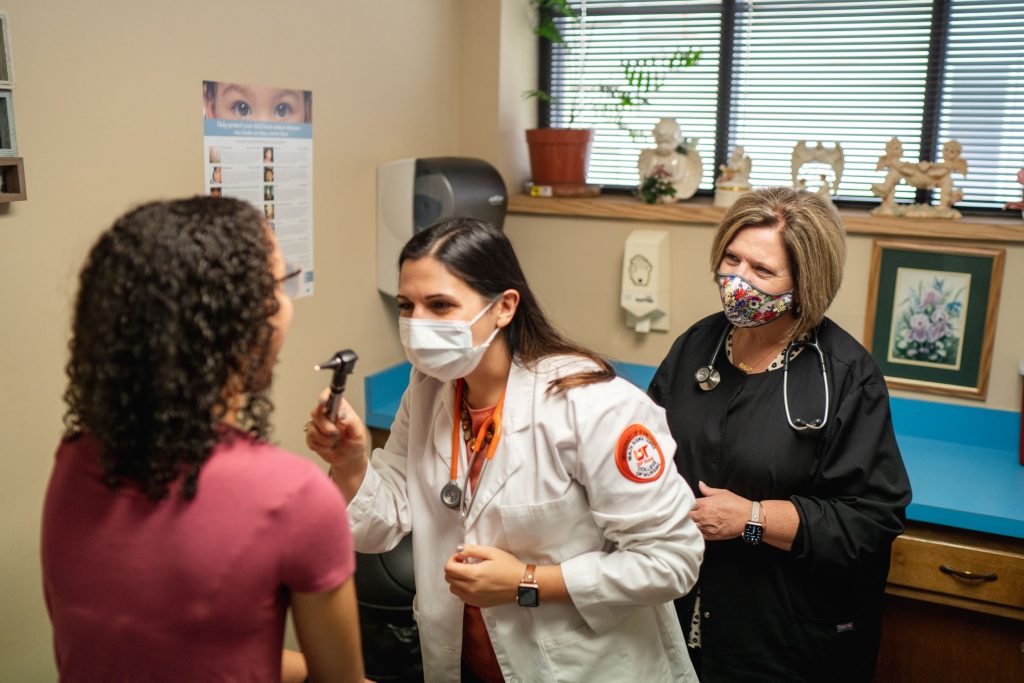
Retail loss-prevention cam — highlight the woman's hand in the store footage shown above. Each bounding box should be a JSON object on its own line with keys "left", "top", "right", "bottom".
{"left": 689, "top": 481, "right": 749, "bottom": 541}
{"left": 443, "top": 544, "right": 524, "bottom": 608}
{"left": 305, "top": 389, "right": 368, "bottom": 468}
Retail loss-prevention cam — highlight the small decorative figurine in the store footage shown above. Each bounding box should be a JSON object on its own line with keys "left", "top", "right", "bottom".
{"left": 714, "top": 146, "right": 752, "bottom": 208}
{"left": 791, "top": 141, "right": 844, "bottom": 202}
{"left": 1005, "top": 168, "right": 1024, "bottom": 216}
{"left": 871, "top": 137, "right": 968, "bottom": 219}
{"left": 637, "top": 117, "right": 704, "bottom": 203}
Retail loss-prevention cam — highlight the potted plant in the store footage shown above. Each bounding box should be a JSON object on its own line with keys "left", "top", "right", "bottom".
{"left": 525, "top": 0, "right": 701, "bottom": 192}
{"left": 524, "top": 0, "right": 590, "bottom": 190}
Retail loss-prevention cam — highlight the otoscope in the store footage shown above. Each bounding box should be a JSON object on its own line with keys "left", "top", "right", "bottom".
{"left": 314, "top": 349, "right": 359, "bottom": 422}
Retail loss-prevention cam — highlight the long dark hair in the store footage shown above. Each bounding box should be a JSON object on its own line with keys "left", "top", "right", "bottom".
{"left": 399, "top": 218, "right": 614, "bottom": 392}
{"left": 63, "top": 197, "right": 278, "bottom": 500}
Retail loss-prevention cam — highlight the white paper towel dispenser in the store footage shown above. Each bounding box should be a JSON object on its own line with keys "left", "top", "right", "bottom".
{"left": 621, "top": 230, "right": 670, "bottom": 333}
{"left": 377, "top": 157, "right": 507, "bottom": 296}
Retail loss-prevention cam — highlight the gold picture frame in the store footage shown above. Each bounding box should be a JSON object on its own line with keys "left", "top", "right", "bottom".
{"left": 864, "top": 240, "right": 1004, "bottom": 400}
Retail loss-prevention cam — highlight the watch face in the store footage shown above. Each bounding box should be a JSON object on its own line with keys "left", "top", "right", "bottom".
{"left": 517, "top": 585, "right": 539, "bottom": 607}
{"left": 743, "top": 521, "right": 764, "bottom": 545}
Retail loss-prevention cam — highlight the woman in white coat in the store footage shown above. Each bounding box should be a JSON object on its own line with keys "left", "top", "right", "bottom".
{"left": 307, "top": 218, "right": 703, "bottom": 683}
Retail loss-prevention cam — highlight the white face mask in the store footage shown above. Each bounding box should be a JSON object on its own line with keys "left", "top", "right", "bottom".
{"left": 398, "top": 299, "right": 501, "bottom": 382}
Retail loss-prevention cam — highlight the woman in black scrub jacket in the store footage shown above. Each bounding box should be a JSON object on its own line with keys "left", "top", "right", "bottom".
{"left": 649, "top": 187, "right": 912, "bottom": 682}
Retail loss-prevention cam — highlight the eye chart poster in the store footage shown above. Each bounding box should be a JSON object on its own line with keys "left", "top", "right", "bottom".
{"left": 203, "top": 80, "right": 314, "bottom": 297}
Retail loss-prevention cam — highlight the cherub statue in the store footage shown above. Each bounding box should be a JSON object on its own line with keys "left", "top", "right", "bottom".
{"left": 717, "top": 146, "right": 752, "bottom": 189}
{"left": 871, "top": 137, "right": 968, "bottom": 219}
{"left": 713, "top": 146, "right": 752, "bottom": 208}
{"left": 637, "top": 117, "right": 704, "bottom": 202}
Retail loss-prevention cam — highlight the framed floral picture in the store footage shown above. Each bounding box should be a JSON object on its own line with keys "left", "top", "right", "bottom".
{"left": 864, "top": 240, "right": 1004, "bottom": 400}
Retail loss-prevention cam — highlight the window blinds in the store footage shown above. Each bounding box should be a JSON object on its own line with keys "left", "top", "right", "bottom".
{"left": 937, "top": 0, "right": 1024, "bottom": 209}
{"left": 548, "top": 2, "right": 724, "bottom": 189}
{"left": 545, "top": 0, "right": 1023, "bottom": 210}
{"left": 729, "top": 1, "right": 933, "bottom": 203}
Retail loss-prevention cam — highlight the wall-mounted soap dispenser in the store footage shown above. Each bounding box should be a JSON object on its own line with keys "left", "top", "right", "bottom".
{"left": 621, "top": 229, "right": 670, "bottom": 333}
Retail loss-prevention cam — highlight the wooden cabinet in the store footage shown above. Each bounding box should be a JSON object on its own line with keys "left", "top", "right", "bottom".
{"left": 875, "top": 522, "right": 1024, "bottom": 682}
{"left": 0, "top": 156, "right": 25, "bottom": 201}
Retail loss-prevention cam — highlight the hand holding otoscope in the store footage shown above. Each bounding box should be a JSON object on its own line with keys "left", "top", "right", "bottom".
{"left": 315, "top": 349, "right": 359, "bottom": 422}
{"left": 307, "top": 349, "right": 368, "bottom": 501}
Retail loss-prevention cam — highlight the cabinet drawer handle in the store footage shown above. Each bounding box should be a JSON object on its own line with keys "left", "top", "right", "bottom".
{"left": 939, "top": 564, "right": 998, "bottom": 582}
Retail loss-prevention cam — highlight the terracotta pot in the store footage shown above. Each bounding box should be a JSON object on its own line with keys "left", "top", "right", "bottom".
{"left": 525, "top": 128, "right": 594, "bottom": 186}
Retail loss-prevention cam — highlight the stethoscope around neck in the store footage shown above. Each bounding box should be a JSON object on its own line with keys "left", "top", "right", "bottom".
{"left": 439, "top": 378, "right": 505, "bottom": 513}
{"left": 695, "top": 323, "right": 830, "bottom": 431}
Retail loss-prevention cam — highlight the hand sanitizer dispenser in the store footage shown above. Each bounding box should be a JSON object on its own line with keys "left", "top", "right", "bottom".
{"left": 621, "top": 230, "right": 670, "bottom": 333}
{"left": 377, "top": 157, "right": 507, "bottom": 296}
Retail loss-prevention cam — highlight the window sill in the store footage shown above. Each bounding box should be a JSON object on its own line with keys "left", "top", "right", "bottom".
{"left": 507, "top": 194, "right": 1024, "bottom": 244}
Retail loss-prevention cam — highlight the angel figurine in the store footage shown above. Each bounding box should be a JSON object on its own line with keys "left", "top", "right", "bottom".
{"left": 791, "top": 141, "right": 844, "bottom": 202}
{"left": 871, "top": 137, "right": 967, "bottom": 219}
{"left": 714, "top": 146, "right": 752, "bottom": 208}
{"left": 637, "top": 118, "right": 704, "bottom": 202}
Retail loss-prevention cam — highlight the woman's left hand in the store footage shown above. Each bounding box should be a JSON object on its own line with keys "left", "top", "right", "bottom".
{"left": 690, "top": 481, "right": 749, "bottom": 541}
{"left": 444, "top": 544, "right": 524, "bottom": 608}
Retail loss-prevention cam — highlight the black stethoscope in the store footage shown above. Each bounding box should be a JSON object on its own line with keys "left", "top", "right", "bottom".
{"left": 695, "top": 324, "right": 830, "bottom": 431}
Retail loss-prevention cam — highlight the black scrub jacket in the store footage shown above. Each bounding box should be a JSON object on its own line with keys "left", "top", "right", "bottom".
{"left": 649, "top": 313, "right": 912, "bottom": 683}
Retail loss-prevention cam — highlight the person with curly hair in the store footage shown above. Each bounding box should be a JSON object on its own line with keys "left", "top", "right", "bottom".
{"left": 41, "top": 197, "right": 364, "bottom": 683}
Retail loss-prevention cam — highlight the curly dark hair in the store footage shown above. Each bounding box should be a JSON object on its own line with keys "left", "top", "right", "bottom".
{"left": 63, "top": 196, "right": 279, "bottom": 500}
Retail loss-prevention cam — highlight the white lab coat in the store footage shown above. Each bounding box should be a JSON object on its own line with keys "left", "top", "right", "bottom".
{"left": 347, "top": 356, "right": 704, "bottom": 682}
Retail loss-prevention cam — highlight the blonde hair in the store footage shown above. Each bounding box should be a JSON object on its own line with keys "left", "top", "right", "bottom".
{"left": 710, "top": 187, "right": 847, "bottom": 340}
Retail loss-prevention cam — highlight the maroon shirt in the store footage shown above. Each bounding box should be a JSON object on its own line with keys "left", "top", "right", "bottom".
{"left": 41, "top": 429, "right": 354, "bottom": 682}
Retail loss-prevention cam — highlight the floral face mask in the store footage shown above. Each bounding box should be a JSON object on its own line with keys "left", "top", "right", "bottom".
{"left": 717, "top": 272, "right": 794, "bottom": 328}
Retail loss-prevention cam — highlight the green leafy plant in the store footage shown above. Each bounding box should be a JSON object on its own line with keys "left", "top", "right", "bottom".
{"left": 635, "top": 168, "right": 678, "bottom": 204}
{"left": 599, "top": 49, "right": 702, "bottom": 137}
{"left": 532, "top": 0, "right": 577, "bottom": 43}
{"left": 526, "top": 1, "right": 701, "bottom": 130}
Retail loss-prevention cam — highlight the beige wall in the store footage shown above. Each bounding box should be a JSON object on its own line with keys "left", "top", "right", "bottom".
{"left": 457, "top": 0, "right": 535, "bottom": 188}
{"left": 0, "top": 0, "right": 489, "bottom": 678}
{"left": 504, "top": 214, "right": 1024, "bottom": 412}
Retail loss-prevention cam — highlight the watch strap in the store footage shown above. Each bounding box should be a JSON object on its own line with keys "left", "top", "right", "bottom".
{"left": 517, "top": 564, "right": 540, "bottom": 607}
{"left": 743, "top": 501, "right": 765, "bottom": 545}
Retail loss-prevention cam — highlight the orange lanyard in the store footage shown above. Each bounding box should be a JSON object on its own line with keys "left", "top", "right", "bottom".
{"left": 449, "top": 378, "right": 505, "bottom": 484}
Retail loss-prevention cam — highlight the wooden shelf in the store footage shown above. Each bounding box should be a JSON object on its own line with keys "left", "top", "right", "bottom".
{"left": 0, "top": 157, "right": 26, "bottom": 202}
{"left": 508, "top": 194, "right": 1024, "bottom": 244}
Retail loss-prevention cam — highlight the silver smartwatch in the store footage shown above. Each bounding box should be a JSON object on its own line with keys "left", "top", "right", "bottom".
{"left": 742, "top": 500, "right": 765, "bottom": 545}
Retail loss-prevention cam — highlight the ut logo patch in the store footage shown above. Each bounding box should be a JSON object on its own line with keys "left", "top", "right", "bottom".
{"left": 615, "top": 424, "right": 665, "bottom": 483}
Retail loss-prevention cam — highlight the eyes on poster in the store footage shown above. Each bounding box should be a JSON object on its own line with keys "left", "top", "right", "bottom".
{"left": 203, "top": 80, "right": 314, "bottom": 298}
